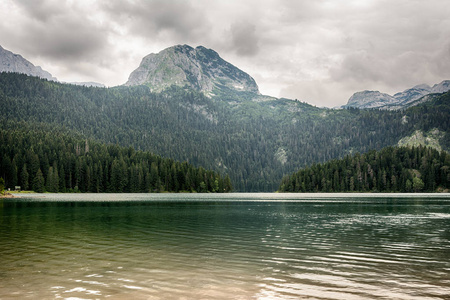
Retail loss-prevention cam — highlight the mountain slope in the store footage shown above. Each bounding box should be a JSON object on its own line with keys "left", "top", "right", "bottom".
{"left": 1, "top": 73, "right": 449, "bottom": 191}
{"left": 125, "top": 45, "right": 259, "bottom": 97}
{"left": 0, "top": 122, "right": 232, "bottom": 193}
{"left": 279, "top": 145, "right": 450, "bottom": 193}
{"left": 0, "top": 45, "right": 57, "bottom": 81}
{"left": 392, "top": 84, "right": 431, "bottom": 104}
{"left": 344, "top": 90, "right": 397, "bottom": 109}
{"left": 343, "top": 80, "right": 450, "bottom": 109}
{"left": 1, "top": 44, "right": 449, "bottom": 192}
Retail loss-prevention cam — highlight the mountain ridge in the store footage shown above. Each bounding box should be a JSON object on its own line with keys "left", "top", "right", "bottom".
{"left": 1, "top": 72, "right": 449, "bottom": 191}
{"left": 343, "top": 80, "right": 450, "bottom": 109}
{"left": 2, "top": 43, "right": 449, "bottom": 109}
{"left": 125, "top": 44, "right": 260, "bottom": 97}
{"left": 0, "top": 45, "right": 57, "bottom": 81}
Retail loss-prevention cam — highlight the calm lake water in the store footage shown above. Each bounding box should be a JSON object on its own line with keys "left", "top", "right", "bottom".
{"left": 1, "top": 193, "right": 449, "bottom": 299}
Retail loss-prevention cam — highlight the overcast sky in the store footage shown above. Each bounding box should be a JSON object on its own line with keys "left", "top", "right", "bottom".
{"left": 1, "top": 0, "right": 449, "bottom": 107}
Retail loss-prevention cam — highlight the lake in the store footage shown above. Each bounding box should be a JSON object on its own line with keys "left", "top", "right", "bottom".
{"left": 1, "top": 193, "right": 449, "bottom": 299}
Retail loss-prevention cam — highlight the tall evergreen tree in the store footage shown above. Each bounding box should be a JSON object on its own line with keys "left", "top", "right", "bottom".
{"left": 21, "top": 164, "right": 29, "bottom": 191}
{"left": 33, "top": 168, "right": 45, "bottom": 193}
{"left": 0, "top": 177, "right": 5, "bottom": 195}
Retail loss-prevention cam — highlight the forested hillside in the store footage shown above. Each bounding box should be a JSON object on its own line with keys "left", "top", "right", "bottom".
{"left": 279, "top": 146, "right": 450, "bottom": 193}
{"left": 1, "top": 73, "right": 449, "bottom": 191}
{"left": 0, "top": 122, "right": 232, "bottom": 193}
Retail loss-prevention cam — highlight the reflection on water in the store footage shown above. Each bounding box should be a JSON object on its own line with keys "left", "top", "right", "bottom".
{"left": 1, "top": 193, "right": 449, "bottom": 299}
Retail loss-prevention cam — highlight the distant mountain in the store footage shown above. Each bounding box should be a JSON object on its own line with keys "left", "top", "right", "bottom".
{"left": 431, "top": 80, "right": 450, "bottom": 93}
{"left": 2, "top": 72, "right": 449, "bottom": 191}
{"left": 1, "top": 42, "right": 449, "bottom": 192}
{"left": 392, "top": 84, "right": 432, "bottom": 103}
{"left": 125, "top": 44, "right": 260, "bottom": 97}
{"left": 0, "top": 45, "right": 57, "bottom": 81}
{"left": 343, "top": 80, "right": 450, "bottom": 109}
{"left": 345, "top": 90, "right": 397, "bottom": 109}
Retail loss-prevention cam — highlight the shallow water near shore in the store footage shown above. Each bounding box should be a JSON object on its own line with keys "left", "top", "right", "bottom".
{"left": 1, "top": 193, "right": 449, "bottom": 299}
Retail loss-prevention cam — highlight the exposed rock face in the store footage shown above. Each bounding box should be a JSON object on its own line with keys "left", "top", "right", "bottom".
{"left": 393, "top": 84, "right": 432, "bottom": 104}
{"left": 0, "top": 45, "right": 57, "bottom": 81}
{"left": 343, "top": 80, "right": 450, "bottom": 109}
{"left": 345, "top": 90, "right": 396, "bottom": 109}
{"left": 431, "top": 80, "right": 450, "bottom": 93}
{"left": 125, "top": 45, "right": 260, "bottom": 95}
{"left": 397, "top": 128, "right": 444, "bottom": 152}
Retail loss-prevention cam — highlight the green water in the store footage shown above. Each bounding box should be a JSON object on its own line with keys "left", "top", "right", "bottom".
{"left": 1, "top": 193, "right": 449, "bottom": 299}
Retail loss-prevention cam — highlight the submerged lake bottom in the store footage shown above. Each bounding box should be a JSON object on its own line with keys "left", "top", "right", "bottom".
{"left": 1, "top": 193, "right": 449, "bottom": 299}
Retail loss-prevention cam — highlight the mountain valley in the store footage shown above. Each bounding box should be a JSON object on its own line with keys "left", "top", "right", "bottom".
{"left": 1, "top": 45, "right": 449, "bottom": 192}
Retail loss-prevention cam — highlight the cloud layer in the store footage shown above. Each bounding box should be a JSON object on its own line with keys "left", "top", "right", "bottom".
{"left": 0, "top": 0, "right": 449, "bottom": 107}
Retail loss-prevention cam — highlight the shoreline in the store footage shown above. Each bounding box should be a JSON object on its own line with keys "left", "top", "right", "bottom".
{"left": 0, "top": 193, "right": 17, "bottom": 198}
{"left": 4, "top": 192, "right": 450, "bottom": 199}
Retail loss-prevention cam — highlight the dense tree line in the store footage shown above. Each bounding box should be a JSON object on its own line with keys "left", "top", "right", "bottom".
{"left": 279, "top": 146, "right": 450, "bottom": 192}
{"left": 0, "top": 73, "right": 449, "bottom": 191}
{"left": 0, "top": 124, "right": 232, "bottom": 193}
{"left": 0, "top": 177, "right": 4, "bottom": 195}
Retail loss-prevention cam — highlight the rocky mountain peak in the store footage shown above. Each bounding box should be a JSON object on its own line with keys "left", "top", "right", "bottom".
{"left": 344, "top": 80, "right": 450, "bottom": 109}
{"left": 125, "top": 45, "right": 260, "bottom": 96}
{"left": 0, "top": 45, "right": 57, "bottom": 81}
{"left": 345, "top": 90, "right": 396, "bottom": 108}
{"left": 431, "top": 80, "right": 450, "bottom": 93}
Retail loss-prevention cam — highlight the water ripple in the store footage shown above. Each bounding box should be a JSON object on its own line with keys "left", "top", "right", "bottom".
{"left": 1, "top": 196, "right": 449, "bottom": 299}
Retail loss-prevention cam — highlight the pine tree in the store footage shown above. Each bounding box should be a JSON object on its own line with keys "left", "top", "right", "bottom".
{"left": 0, "top": 177, "right": 5, "bottom": 195}
{"left": 1, "top": 155, "right": 13, "bottom": 189}
{"left": 59, "top": 164, "right": 66, "bottom": 192}
{"left": 33, "top": 168, "right": 45, "bottom": 193}
{"left": 46, "top": 166, "right": 54, "bottom": 192}
{"left": 224, "top": 175, "right": 232, "bottom": 192}
{"left": 21, "top": 164, "right": 29, "bottom": 191}
{"left": 413, "top": 177, "right": 424, "bottom": 192}
{"left": 405, "top": 179, "right": 412, "bottom": 192}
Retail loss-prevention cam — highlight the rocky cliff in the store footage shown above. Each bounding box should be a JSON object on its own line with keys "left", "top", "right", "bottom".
{"left": 125, "top": 45, "right": 260, "bottom": 96}
{"left": 343, "top": 80, "right": 450, "bottom": 109}
{"left": 0, "top": 45, "right": 57, "bottom": 81}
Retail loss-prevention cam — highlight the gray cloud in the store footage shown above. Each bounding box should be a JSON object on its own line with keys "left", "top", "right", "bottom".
{"left": 101, "top": 0, "right": 210, "bottom": 43}
{"left": 5, "top": 4, "right": 105, "bottom": 59}
{"left": 1, "top": 1, "right": 111, "bottom": 80}
{"left": 229, "top": 21, "right": 260, "bottom": 56}
{"left": 24, "top": 17, "right": 108, "bottom": 61}
{"left": 0, "top": 0, "right": 449, "bottom": 106}
{"left": 431, "top": 41, "right": 450, "bottom": 78}
{"left": 14, "top": 0, "right": 66, "bottom": 22}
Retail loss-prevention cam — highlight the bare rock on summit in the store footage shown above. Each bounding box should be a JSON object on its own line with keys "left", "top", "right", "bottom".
{"left": 343, "top": 80, "right": 450, "bottom": 110}
{"left": 0, "top": 45, "right": 57, "bottom": 81}
{"left": 431, "top": 80, "right": 450, "bottom": 93}
{"left": 125, "top": 45, "right": 260, "bottom": 96}
{"left": 393, "top": 84, "right": 432, "bottom": 104}
{"left": 344, "top": 90, "right": 397, "bottom": 109}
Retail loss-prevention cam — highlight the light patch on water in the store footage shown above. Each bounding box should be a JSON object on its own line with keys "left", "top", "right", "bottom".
{"left": 85, "top": 273, "right": 103, "bottom": 278}
{"left": 64, "top": 287, "right": 87, "bottom": 293}
{"left": 123, "top": 285, "right": 143, "bottom": 290}
{"left": 117, "top": 278, "right": 135, "bottom": 282}
{"left": 427, "top": 213, "right": 450, "bottom": 219}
